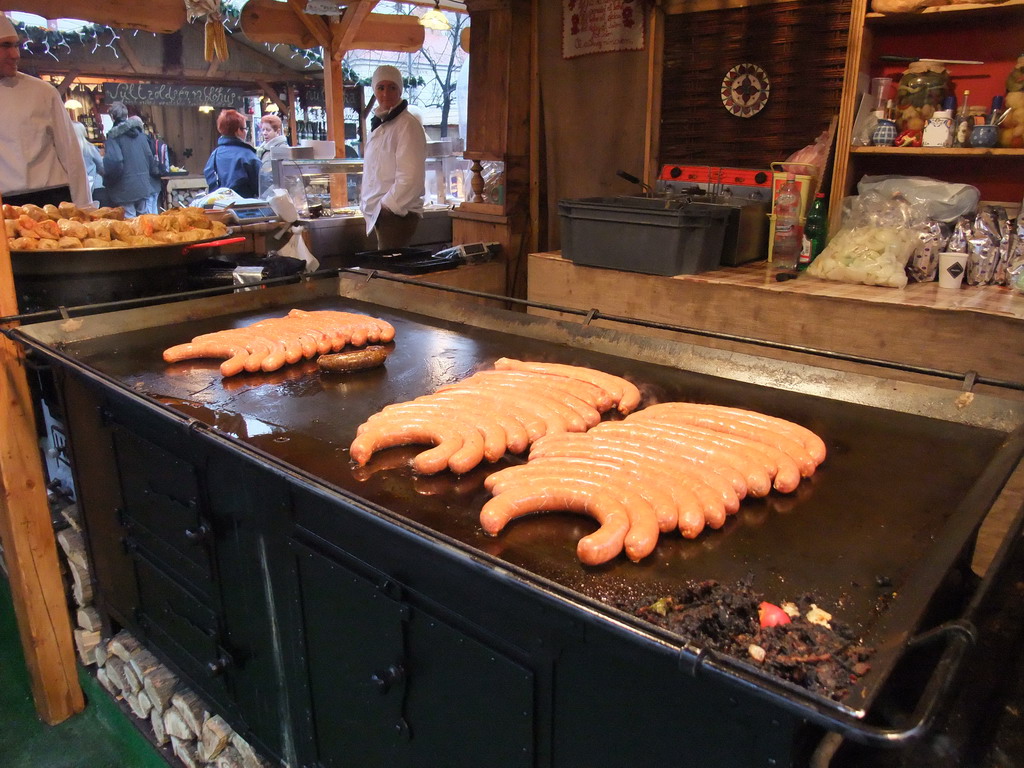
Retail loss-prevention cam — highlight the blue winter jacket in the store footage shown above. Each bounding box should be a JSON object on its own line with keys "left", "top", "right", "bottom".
{"left": 103, "top": 119, "right": 161, "bottom": 206}
{"left": 204, "top": 136, "right": 260, "bottom": 198}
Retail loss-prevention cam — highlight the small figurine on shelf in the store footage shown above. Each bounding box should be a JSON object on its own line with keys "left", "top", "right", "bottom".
{"left": 894, "top": 129, "right": 922, "bottom": 147}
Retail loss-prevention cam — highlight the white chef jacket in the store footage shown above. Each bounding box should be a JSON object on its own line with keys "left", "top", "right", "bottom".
{"left": 360, "top": 105, "right": 427, "bottom": 235}
{"left": 0, "top": 72, "right": 91, "bottom": 208}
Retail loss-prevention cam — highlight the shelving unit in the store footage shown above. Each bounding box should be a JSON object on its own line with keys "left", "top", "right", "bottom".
{"left": 829, "top": 0, "right": 1024, "bottom": 233}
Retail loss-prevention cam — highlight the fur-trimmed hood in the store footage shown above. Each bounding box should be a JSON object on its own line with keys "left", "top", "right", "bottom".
{"left": 105, "top": 119, "right": 143, "bottom": 140}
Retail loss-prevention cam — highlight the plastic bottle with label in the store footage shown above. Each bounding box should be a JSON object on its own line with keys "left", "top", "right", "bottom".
{"left": 771, "top": 173, "right": 802, "bottom": 271}
{"left": 799, "top": 193, "right": 828, "bottom": 270}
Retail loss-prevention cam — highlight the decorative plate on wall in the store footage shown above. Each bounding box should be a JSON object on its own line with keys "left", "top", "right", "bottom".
{"left": 721, "top": 63, "right": 770, "bottom": 118}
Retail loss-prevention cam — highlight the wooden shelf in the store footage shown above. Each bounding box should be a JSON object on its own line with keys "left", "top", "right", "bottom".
{"left": 867, "top": 0, "right": 1023, "bottom": 23}
{"left": 850, "top": 147, "right": 1024, "bottom": 156}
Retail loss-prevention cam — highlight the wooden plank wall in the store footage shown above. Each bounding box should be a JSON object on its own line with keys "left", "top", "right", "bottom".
{"left": 659, "top": 0, "right": 851, "bottom": 171}
{"left": 143, "top": 105, "right": 219, "bottom": 176}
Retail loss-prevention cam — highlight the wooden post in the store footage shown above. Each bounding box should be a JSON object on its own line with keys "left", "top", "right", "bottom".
{"left": 0, "top": 192, "right": 84, "bottom": 724}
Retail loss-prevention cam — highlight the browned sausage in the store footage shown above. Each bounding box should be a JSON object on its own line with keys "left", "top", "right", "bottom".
{"left": 493, "top": 357, "right": 642, "bottom": 414}
{"left": 479, "top": 480, "right": 631, "bottom": 566}
{"left": 349, "top": 419, "right": 466, "bottom": 474}
{"left": 485, "top": 464, "right": 661, "bottom": 561}
{"left": 318, "top": 345, "right": 390, "bottom": 373}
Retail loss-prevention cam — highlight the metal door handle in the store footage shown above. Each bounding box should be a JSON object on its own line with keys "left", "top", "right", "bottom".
{"left": 371, "top": 663, "right": 405, "bottom": 694}
{"left": 184, "top": 525, "right": 210, "bottom": 545}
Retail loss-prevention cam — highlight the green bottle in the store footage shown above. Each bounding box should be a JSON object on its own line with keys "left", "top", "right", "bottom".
{"left": 799, "top": 193, "right": 828, "bottom": 270}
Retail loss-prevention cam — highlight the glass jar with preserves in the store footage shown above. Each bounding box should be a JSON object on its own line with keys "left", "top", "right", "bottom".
{"left": 896, "top": 61, "right": 951, "bottom": 133}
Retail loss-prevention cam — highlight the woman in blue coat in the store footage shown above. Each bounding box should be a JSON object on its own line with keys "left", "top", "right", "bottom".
{"left": 204, "top": 109, "right": 260, "bottom": 198}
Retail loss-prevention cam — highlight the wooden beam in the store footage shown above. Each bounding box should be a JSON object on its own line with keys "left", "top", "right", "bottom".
{"left": 115, "top": 35, "right": 144, "bottom": 74}
{"left": 54, "top": 70, "right": 78, "bottom": 98}
{"left": 241, "top": 0, "right": 423, "bottom": 52}
{"left": 287, "top": 84, "right": 298, "bottom": 145}
{"left": 0, "top": 0, "right": 185, "bottom": 34}
{"left": 287, "top": 0, "right": 333, "bottom": 50}
{"left": 330, "top": 0, "right": 378, "bottom": 59}
{"left": 0, "top": 193, "right": 84, "bottom": 725}
{"left": 257, "top": 80, "right": 288, "bottom": 114}
{"left": 323, "top": 53, "right": 344, "bottom": 154}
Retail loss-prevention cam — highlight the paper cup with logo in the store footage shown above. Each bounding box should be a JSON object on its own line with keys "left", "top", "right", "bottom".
{"left": 938, "top": 252, "right": 967, "bottom": 289}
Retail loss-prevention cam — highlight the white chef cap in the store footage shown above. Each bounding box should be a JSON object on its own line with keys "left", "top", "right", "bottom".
{"left": 371, "top": 65, "right": 403, "bottom": 97}
{"left": 0, "top": 15, "right": 18, "bottom": 40}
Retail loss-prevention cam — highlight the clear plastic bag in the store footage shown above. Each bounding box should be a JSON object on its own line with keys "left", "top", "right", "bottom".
{"left": 805, "top": 191, "right": 920, "bottom": 288}
{"left": 855, "top": 176, "right": 979, "bottom": 223}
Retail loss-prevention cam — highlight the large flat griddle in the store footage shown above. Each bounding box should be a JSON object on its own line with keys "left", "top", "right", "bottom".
{"left": 15, "top": 274, "right": 1024, "bottom": 725}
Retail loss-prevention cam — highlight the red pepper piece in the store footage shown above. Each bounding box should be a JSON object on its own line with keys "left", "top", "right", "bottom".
{"left": 758, "top": 601, "right": 791, "bottom": 628}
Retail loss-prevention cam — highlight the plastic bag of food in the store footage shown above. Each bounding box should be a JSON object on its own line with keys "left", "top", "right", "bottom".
{"left": 781, "top": 128, "right": 832, "bottom": 180}
{"left": 856, "top": 175, "right": 979, "bottom": 223}
{"left": 805, "top": 190, "right": 919, "bottom": 288}
{"left": 1005, "top": 202, "right": 1024, "bottom": 294}
{"left": 906, "top": 218, "right": 949, "bottom": 282}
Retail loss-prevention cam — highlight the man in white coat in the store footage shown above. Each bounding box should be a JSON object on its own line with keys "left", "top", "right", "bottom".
{"left": 360, "top": 65, "right": 427, "bottom": 250}
{"left": 0, "top": 14, "right": 91, "bottom": 209}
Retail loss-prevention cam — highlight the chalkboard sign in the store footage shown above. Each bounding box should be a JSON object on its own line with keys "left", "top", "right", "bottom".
{"left": 103, "top": 82, "right": 245, "bottom": 108}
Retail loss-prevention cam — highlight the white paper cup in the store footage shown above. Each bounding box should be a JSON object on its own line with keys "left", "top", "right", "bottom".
{"left": 938, "top": 252, "right": 967, "bottom": 289}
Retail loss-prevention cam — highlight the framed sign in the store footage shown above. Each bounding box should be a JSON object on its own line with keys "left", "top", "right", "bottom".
{"left": 563, "top": 0, "right": 645, "bottom": 60}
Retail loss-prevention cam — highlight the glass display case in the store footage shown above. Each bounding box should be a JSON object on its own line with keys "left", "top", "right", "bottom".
{"left": 272, "top": 157, "right": 364, "bottom": 217}
{"left": 425, "top": 139, "right": 472, "bottom": 206}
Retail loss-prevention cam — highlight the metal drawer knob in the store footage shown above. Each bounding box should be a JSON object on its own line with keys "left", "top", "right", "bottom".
{"left": 371, "top": 664, "right": 404, "bottom": 694}
{"left": 184, "top": 525, "right": 210, "bottom": 545}
{"left": 207, "top": 655, "right": 232, "bottom": 677}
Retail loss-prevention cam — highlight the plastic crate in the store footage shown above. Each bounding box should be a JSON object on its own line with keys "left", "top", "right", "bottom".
{"left": 558, "top": 196, "right": 732, "bottom": 276}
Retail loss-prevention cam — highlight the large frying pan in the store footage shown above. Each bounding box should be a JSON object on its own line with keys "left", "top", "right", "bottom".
{"left": 10, "top": 235, "right": 245, "bottom": 312}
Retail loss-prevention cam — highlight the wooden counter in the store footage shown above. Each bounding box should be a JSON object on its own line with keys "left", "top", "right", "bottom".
{"left": 527, "top": 252, "right": 1024, "bottom": 396}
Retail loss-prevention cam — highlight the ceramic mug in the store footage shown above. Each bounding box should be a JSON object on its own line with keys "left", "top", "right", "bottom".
{"left": 969, "top": 124, "right": 998, "bottom": 148}
{"left": 871, "top": 119, "right": 897, "bottom": 147}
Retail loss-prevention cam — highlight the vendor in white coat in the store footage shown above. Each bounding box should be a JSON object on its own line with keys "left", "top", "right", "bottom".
{"left": 360, "top": 65, "right": 427, "bottom": 250}
{"left": 0, "top": 14, "right": 91, "bottom": 208}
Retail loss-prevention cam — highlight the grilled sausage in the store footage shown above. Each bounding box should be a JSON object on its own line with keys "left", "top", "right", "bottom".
{"left": 355, "top": 415, "right": 487, "bottom": 474}
{"left": 469, "top": 369, "right": 615, "bottom": 412}
{"left": 349, "top": 420, "right": 467, "bottom": 474}
{"left": 318, "top": 345, "right": 390, "bottom": 373}
{"left": 479, "top": 480, "right": 631, "bottom": 566}
{"left": 492, "top": 456, "right": 684, "bottom": 534}
{"left": 493, "top": 358, "right": 642, "bottom": 414}
{"left": 486, "top": 464, "right": 661, "bottom": 561}
{"left": 633, "top": 403, "right": 819, "bottom": 476}
{"left": 365, "top": 403, "right": 507, "bottom": 463}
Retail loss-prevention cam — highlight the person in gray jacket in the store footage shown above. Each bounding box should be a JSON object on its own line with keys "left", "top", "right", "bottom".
{"left": 102, "top": 101, "right": 161, "bottom": 216}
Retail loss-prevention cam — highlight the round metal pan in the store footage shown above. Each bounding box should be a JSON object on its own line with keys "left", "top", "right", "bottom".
{"left": 10, "top": 235, "right": 247, "bottom": 312}
{"left": 10, "top": 235, "right": 246, "bottom": 277}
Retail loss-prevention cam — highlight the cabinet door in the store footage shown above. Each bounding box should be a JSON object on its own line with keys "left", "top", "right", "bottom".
{"left": 293, "top": 540, "right": 534, "bottom": 768}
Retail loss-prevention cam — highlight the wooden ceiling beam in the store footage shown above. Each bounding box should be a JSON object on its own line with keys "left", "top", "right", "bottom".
{"left": 115, "top": 34, "right": 144, "bottom": 74}
{"left": 242, "top": 1, "right": 422, "bottom": 53}
{"left": 0, "top": 0, "right": 185, "bottom": 34}
{"left": 257, "top": 79, "right": 289, "bottom": 113}
{"left": 286, "top": 0, "right": 332, "bottom": 50}
{"left": 330, "top": 0, "right": 378, "bottom": 60}
{"left": 54, "top": 69, "right": 78, "bottom": 97}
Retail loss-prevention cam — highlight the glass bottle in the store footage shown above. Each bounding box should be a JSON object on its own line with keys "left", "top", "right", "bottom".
{"left": 799, "top": 193, "right": 828, "bottom": 271}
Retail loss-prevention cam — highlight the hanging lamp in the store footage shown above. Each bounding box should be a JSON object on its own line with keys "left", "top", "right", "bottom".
{"left": 419, "top": 1, "right": 450, "bottom": 31}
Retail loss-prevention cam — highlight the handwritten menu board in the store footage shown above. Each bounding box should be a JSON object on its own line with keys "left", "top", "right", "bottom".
{"left": 103, "top": 82, "right": 245, "bottom": 108}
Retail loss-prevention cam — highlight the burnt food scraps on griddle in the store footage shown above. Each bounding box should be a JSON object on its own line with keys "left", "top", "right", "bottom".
{"left": 613, "top": 579, "right": 874, "bottom": 702}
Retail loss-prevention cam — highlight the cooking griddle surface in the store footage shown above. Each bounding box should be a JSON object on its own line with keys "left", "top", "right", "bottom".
{"left": 59, "top": 295, "right": 1006, "bottom": 639}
